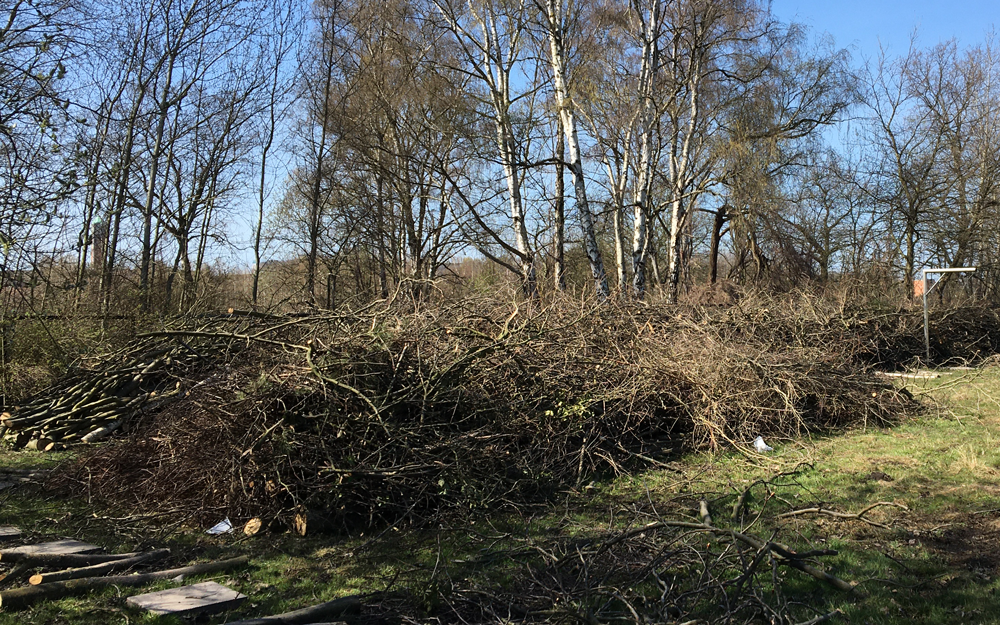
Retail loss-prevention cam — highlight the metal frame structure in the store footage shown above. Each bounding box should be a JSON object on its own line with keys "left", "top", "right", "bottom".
{"left": 922, "top": 267, "right": 976, "bottom": 361}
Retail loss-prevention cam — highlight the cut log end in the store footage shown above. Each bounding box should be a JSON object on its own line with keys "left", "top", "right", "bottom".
{"left": 243, "top": 518, "right": 263, "bottom": 536}
{"left": 292, "top": 509, "right": 334, "bottom": 537}
{"left": 292, "top": 512, "right": 308, "bottom": 537}
{"left": 25, "top": 438, "right": 56, "bottom": 452}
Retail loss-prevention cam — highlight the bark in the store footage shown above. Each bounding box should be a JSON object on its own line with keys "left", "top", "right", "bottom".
{"left": 709, "top": 206, "right": 727, "bottom": 284}
{"left": 666, "top": 52, "right": 703, "bottom": 304}
{"left": 2, "top": 550, "right": 156, "bottom": 566}
{"left": 496, "top": 90, "right": 537, "bottom": 298}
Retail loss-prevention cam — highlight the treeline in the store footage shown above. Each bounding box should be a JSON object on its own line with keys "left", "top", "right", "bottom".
{"left": 1, "top": 0, "right": 998, "bottom": 315}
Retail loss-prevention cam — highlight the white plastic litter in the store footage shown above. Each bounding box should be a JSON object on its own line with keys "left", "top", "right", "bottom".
{"left": 206, "top": 518, "right": 233, "bottom": 535}
{"left": 753, "top": 436, "right": 773, "bottom": 453}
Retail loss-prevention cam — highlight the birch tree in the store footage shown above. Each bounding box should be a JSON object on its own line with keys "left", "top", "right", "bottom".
{"left": 431, "top": 0, "right": 541, "bottom": 297}
{"left": 539, "top": 0, "right": 609, "bottom": 297}
{"left": 627, "top": 0, "right": 662, "bottom": 297}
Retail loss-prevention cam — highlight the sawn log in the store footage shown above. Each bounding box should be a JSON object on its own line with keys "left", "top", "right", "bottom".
{"left": 0, "top": 556, "right": 249, "bottom": 611}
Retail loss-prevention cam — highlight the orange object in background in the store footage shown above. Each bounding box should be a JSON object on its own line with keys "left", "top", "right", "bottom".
{"left": 913, "top": 279, "right": 925, "bottom": 297}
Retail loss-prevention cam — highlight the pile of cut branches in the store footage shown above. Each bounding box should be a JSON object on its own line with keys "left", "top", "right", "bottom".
{"left": 713, "top": 289, "right": 1000, "bottom": 368}
{"left": 0, "top": 317, "right": 255, "bottom": 449}
{"left": 45, "top": 296, "right": 918, "bottom": 529}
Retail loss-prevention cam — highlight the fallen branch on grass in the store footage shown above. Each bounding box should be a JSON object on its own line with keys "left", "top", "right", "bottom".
{"left": 602, "top": 520, "right": 854, "bottom": 592}
{"left": 28, "top": 548, "right": 170, "bottom": 585}
{"left": 0, "top": 556, "right": 249, "bottom": 611}
{"left": 0, "top": 564, "right": 30, "bottom": 589}
{"left": 777, "top": 502, "right": 908, "bottom": 530}
{"left": 222, "top": 595, "right": 361, "bottom": 624}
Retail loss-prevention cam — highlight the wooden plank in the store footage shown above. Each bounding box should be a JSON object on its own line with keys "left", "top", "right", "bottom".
{"left": 2, "top": 540, "right": 100, "bottom": 557}
{"left": 0, "top": 527, "right": 19, "bottom": 541}
{"left": 126, "top": 581, "right": 246, "bottom": 617}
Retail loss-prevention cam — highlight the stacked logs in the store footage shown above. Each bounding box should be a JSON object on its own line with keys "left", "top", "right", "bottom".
{"left": 1, "top": 345, "right": 195, "bottom": 449}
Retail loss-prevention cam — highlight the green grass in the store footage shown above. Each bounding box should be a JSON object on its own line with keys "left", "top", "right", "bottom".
{"left": 4, "top": 366, "right": 1000, "bottom": 623}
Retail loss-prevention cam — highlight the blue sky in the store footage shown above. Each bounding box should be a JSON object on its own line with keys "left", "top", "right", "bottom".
{"left": 770, "top": 0, "right": 997, "bottom": 58}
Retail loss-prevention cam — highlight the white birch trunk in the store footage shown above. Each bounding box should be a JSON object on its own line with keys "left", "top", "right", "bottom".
{"left": 666, "top": 46, "right": 702, "bottom": 304}
{"left": 630, "top": 1, "right": 660, "bottom": 298}
{"left": 468, "top": 5, "right": 538, "bottom": 298}
{"left": 545, "top": 0, "right": 609, "bottom": 298}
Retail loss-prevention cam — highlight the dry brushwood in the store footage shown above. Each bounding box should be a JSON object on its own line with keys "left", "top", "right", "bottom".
{"left": 46, "top": 295, "right": 924, "bottom": 529}
{"left": 426, "top": 461, "right": 906, "bottom": 625}
{"left": 437, "top": 510, "right": 854, "bottom": 624}
{"left": 777, "top": 502, "right": 908, "bottom": 530}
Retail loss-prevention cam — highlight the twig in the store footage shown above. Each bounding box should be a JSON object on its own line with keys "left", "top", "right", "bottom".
{"left": 776, "top": 502, "right": 907, "bottom": 530}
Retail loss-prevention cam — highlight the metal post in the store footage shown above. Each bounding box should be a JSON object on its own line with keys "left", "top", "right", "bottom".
{"left": 923, "top": 269, "right": 930, "bottom": 361}
{"left": 921, "top": 267, "right": 977, "bottom": 363}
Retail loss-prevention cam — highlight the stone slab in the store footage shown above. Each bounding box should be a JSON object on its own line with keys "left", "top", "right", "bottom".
{"left": 2, "top": 539, "right": 100, "bottom": 556}
{"left": 0, "top": 526, "right": 20, "bottom": 541}
{"left": 126, "top": 581, "right": 246, "bottom": 616}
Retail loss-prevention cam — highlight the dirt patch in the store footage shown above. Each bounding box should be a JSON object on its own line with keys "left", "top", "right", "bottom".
{"left": 922, "top": 515, "right": 1000, "bottom": 575}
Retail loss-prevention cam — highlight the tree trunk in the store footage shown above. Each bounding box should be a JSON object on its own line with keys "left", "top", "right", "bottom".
{"left": 554, "top": 118, "right": 566, "bottom": 292}
{"left": 709, "top": 205, "right": 727, "bottom": 285}
{"left": 545, "top": 0, "right": 608, "bottom": 298}
{"left": 630, "top": 0, "right": 660, "bottom": 298}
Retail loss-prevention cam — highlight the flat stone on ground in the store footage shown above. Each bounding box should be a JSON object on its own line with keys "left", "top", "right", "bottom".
{"left": 126, "top": 581, "right": 246, "bottom": 616}
{"left": 2, "top": 539, "right": 100, "bottom": 556}
{"left": 0, "top": 526, "right": 19, "bottom": 541}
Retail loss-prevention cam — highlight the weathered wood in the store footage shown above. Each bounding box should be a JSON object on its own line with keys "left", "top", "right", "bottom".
{"left": 880, "top": 371, "right": 940, "bottom": 379}
{"left": 0, "top": 540, "right": 101, "bottom": 562}
{"left": 126, "top": 581, "right": 246, "bottom": 616}
{"left": 222, "top": 595, "right": 362, "bottom": 625}
{"left": 0, "top": 527, "right": 20, "bottom": 541}
{"left": 0, "top": 556, "right": 249, "bottom": 611}
{"left": 29, "top": 549, "right": 170, "bottom": 585}
{"left": 0, "top": 550, "right": 142, "bottom": 567}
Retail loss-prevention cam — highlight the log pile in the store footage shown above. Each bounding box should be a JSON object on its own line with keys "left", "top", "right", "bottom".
{"left": 1, "top": 333, "right": 235, "bottom": 449}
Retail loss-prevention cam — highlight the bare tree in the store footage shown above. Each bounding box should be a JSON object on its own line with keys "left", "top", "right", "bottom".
{"left": 252, "top": 2, "right": 300, "bottom": 308}
{"left": 858, "top": 39, "right": 949, "bottom": 291}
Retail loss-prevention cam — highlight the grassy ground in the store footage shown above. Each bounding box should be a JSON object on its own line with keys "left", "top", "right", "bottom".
{"left": 3, "top": 366, "right": 1000, "bottom": 623}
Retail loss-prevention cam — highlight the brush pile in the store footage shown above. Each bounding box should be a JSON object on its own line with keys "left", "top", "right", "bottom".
{"left": 39, "top": 293, "right": 932, "bottom": 530}
{"left": 0, "top": 331, "right": 239, "bottom": 450}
